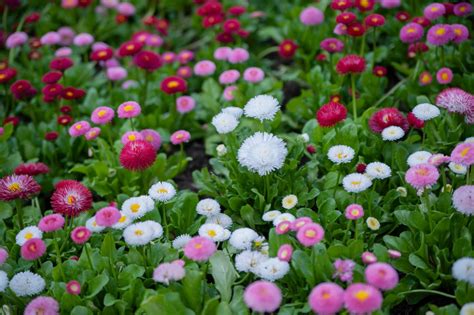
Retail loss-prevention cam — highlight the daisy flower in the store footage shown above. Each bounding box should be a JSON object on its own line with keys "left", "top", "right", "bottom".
{"left": 412, "top": 103, "right": 441, "bottom": 121}
{"left": 172, "top": 234, "right": 192, "bottom": 249}
{"left": 243, "top": 95, "right": 280, "bottom": 122}
{"left": 281, "top": 194, "right": 298, "bottom": 209}
{"left": 308, "top": 282, "right": 344, "bottom": 315}
{"left": 342, "top": 173, "right": 372, "bottom": 193}
{"left": 222, "top": 106, "right": 244, "bottom": 119}
{"left": 461, "top": 303, "right": 474, "bottom": 315}
{"left": 16, "top": 226, "right": 43, "bottom": 246}
{"left": 112, "top": 212, "right": 133, "bottom": 229}
{"left": 9, "top": 271, "right": 45, "bottom": 297}
{"left": 122, "top": 196, "right": 154, "bottom": 219}
{"left": 229, "top": 228, "right": 259, "bottom": 250}
{"left": 206, "top": 213, "right": 232, "bottom": 228}
{"left": 273, "top": 213, "right": 296, "bottom": 226}
{"left": 256, "top": 258, "right": 290, "bottom": 281}
{"left": 381, "top": 126, "right": 405, "bottom": 141}
{"left": 196, "top": 198, "right": 221, "bottom": 216}
{"left": 365, "top": 162, "right": 391, "bottom": 179}
{"left": 262, "top": 210, "right": 281, "bottom": 222}
{"left": 143, "top": 220, "right": 164, "bottom": 239}
{"left": 198, "top": 223, "right": 227, "bottom": 241}
{"left": 405, "top": 164, "right": 439, "bottom": 191}
{"left": 148, "top": 182, "right": 176, "bottom": 202}
{"left": 451, "top": 143, "right": 474, "bottom": 166}
{"left": 24, "top": 296, "right": 59, "bottom": 315}
{"left": 0, "top": 174, "right": 41, "bottom": 201}
{"left": 365, "top": 262, "right": 399, "bottom": 290}
{"left": 183, "top": 236, "right": 217, "bottom": 262}
{"left": 85, "top": 217, "right": 105, "bottom": 233}
{"left": 327, "top": 145, "right": 355, "bottom": 164}
{"left": 50, "top": 180, "right": 93, "bottom": 217}
{"left": 366, "top": 217, "right": 381, "bottom": 230}
{"left": 235, "top": 250, "right": 268, "bottom": 273}
{"left": 407, "top": 151, "right": 432, "bottom": 167}
{"left": 244, "top": 281, "right": 281, "bottom": 313}
{"left": 344, "top": 283, "right": 383, "bottom": 314}
{"left": 0, "top": 270, "right": 8, "bottom": 292}
{"left": 449, "top": 162, "right": 467, "bottom": 175}
{"left": 123, "top": 222, "right": 154, "bottom": 246}
{"left": 452, "top": 257, "right": 474, "bottom": 285}
{"left": 211, "top": 112, "right": 239, "bottom": 134}
{"left": 452, "top": 185, "right": 474, "bottom": 216}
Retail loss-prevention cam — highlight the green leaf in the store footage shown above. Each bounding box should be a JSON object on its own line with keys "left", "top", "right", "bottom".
{"left": 408, "top": 253, "right": 429, "bottom": 269}
{"left": 210, "top": 251, "right": 237, "bottom": 303}
{"left": 140, "top": 292, "right": 195, "bottom": 315}
{"left": 86, "top": 274, "right": 109, "bottom": 298}
{"left": 71, "top": 306, "right": 93, "bottom": 315}
{"left": 181, "top": 269, "right": 204, "bottom": 313}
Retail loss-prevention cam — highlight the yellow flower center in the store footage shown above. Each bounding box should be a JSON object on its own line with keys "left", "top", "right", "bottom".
{"left": 126, "top": 44, "right": 135, "bottom": 51}
{"left": 351, "top": 180, "right": 361, "bottom": 186}
{"left": 283, "top": 44, "right": 292, "bottom": 52}
{"left": 25, "top": 232, "right": 33, "bottom": 240}
{"left": 134, "top": 229, "right": 143, "bottom": 236}
{"left": 460, "top": 147, "right": 471, "bottom": 157}
{"left": 0, "top": 74, "right": 5, "bottom": 79}
{"left": 158, "top": 188, "right": 168, "bottom": 193}
{"left": 8, "top": 182, "right": 21, "bottom": 192}
{"left": 67, "top": 195, "right": 76, "bottom": 205}
{"left": 354, "top": 290, "right": 370, "bottom": 302}
{"left": 75, "top": 124, "right": 82, "bottom": 130}
{"left": 130, "top": 203, "right": 140, "bottom": 213}
{"left": 305, "top": 230, "right": 316, "bottom": 238}
{"left": 351, "top": 209, "right": 359, "bottom": 216}
{"left": 124, "top": 105, "right": 134, "bottom": 112}
{"left": 435, "top": 28, "right": 446, "bottom": 36}
{"left": 146, "top": 135, "right": 153, "bottom": 142}
{"left": 322, "top": 292, "right": 331, "bottom": 299}
{"left": 98, "top": 51, "right": 107, "bottom": 57}
{"left": 194, "top": 243, "right": 203, "bottom": 249}
{"left": 97, "top": 110, "right": 107, "bottom": 117}
{"left": 207, "top": 230, "right": 217, "bottom": 237}
{"left": 430, "top": 7, "right": 438, "bottom": 12}
{"left": 128, "top": 134, "right": 136, "bottom": 141}
{"left": 167, "top": 81, "right": 179, "bottom": 88}
{"left": 119, "top": 216, "right": 126, "bottom": 223}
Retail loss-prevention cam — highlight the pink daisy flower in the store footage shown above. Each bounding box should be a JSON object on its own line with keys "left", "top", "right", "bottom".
{"left": 399, "top": 23, "right": 424, "bottom": 43}
{"left": 21, "top": 238, "right": 46, "bottom": 261}
{"left": 91, "top": 106, "right": 115, "bottom": 124}
{"left": 308, "top": 282, "right": 344, "bottom": 315}
{"left": 51, "top": 180, "right": 92, "bottom": 217}
{"left": 296, "top": 222, "right": 324, "bottom": 247}
{"left": 85, "top": 127, "right": 101, "bottom": 141}
{"left": 69, "top": 121, "right": 91, "bottom": 137}
{"left": 140, "top": 129, "right": 162, "bottom": 150}
{"left": 419, "top": 71, "right": 433, "bottom": 86}
{"left": 345, "top": 204, "right": 364, "bottom": 220}
{"left": 0, "top": 174, "right": 41, "bottom": 201}
{"left": 219, "top": 69, "right": 240, "bottom": 85}
{"left": 365, "top": 262, "right": 399, "bottom": 290}
{"left": 405, "top": 163, "right": 440, "bottom": 191}
{"left": 223, "top": 85, "right": 237, "bottom": 101}
{"left": 117, "top": 101, "right": 141, "bottom": 119}
{"left": 423, "top": 3, "right": 445, "bottom": 21}
{"left": 428, "top": 154, "right": 450, "bottom": 166}
{"left": 333, "top": 259, "right": 355, "bottom": 282}
{"left": 454, "top": 2, "right": 472, "bottom": 16}
{"left": 300, "top": 6, "right": 324, "bottom": 26}
{"left": 362, "top": 251, "right": 378, "bottom": 264}
{"left": 228, "top": 48, "right": 249, "bottom": 64}
{"left": 70, "top": 226, "right": 92, "bottom": 244}
{"left": 170, "top": 130, "right": 191, "bottom": 145}
{"left": 344, "top": 283, "right": 383, "bottom": 314}
{"left": 24, "top": 296, "right": 59, "bottom": 315}
{"left": 451, "top": 142, "right": 474, "bottom": 166}
{"left": 291, "top": 217, "right": 312, "bottom": 231}
{"left": 277, "top": 244, "right": 293, "bottom": 262}
{"left": 214, "top": 47, "right": 232, "bottom": 60}
{"left": 436, "top": 67, "right": 453, "bottom": 84}
{"left": 0, "top": 248, "right": 8, "bottom": 265}
{"left": 153, "top": 259, "right": 186, "bottom": 285}
{"left": 121, "top": 131, "right": 143, "bottom": 145}
{"left": 427, "top": 24, "right": 454, "bottom": 45}
{"left": 243, "top": 67, "right": 265, "bottom": 83}
{"left": 452, "top": 185, "right": 474, "bottom": 216}
{"left": 388, "top": 249, "right": 402, "bottom": 259}
{"left": 193, "top": 60, "right": 216, "bottom": 76}
{"left": 176, "top": 96, "right": 196, "bottom": 113}
{"left": 436, "top": 87, "right": 474, "bottom": 114}
{"left": 451, "top": 24, "right": 469, "bottom": 44}
{"left": 275, "top": 221, "right": 291, "bottom": 234}
{"left": 66, "top": 280, "right": 81, "bottom": 295}
{"left": 243, "top": 281, "right": 282, "bottom": 313}
{"left": 95, "top": 206, "right": 121, "bottom": 227}
{"left": 320, "top": 38, "right": 344, "bottom": 53}
{"left": 38, "top": 214, "right": 65, "bottom": 232}
{"left": 183, "top": 236, "right": 216, "bottom": 262}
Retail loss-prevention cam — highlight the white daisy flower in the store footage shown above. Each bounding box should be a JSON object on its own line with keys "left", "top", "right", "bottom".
{"left": 256, "top": 258, "right": 290, "bottom": 281}
{"left": 9, "top": 271, "right": 45, "bottom": 297}
{"left": 365, "top": 162, "right": 391, "bottom": 179}
{"left": 262, "top": 210, "right": 281, "bottom": 222}
{"left": 143, "top": 221, "right": 163, "bottom": 239}
{"left": 123, "top": 222, "right": 154, "bottom": 246}
{"left": 381, "top": 126, "right": 405, "bottom": 141}
{"left": 216, "top": 144, "right": 227, "bottom": 156}
{"left": 0, "top": 270, "right": 8, "bottom": 292}
{"left": 449, "top": 162, "right": 467, "bottom": 175}
{"left": 342, "top": 173, "right": 372, "bottom": 193}
{"left": 222, "top": 106, "right": 244, "bottom": 119}
{"left": 253, "top": 236, "right": 267, "bottom": 250}
{"left": 121, "top": 197, "right": 148, "bottom": 219}
{"left": 243, "top": 94, "right": 280, "bottom": 121}
{"left": 173, "top": 234, "right": 192, "bottom": 249}
{"left": 196, "top": 198, "right": 221, "bottom": 216}
{"left": 300, "top": 133, "right": 310, "bottom": 142}
{"left": 412, "top": 103, "right": 440, "bottom": 121}
{"left": 229, "top": 228, "right": 259, "bottom": 250}
{"left": 396, "top": 187, "right": 408, "bottom": 197}
{"left": 273, "top": 213, "right": 296, "bottom": 226}
{"left": 407, "top": 151, "right": 432, "bottom": 167}
{"left": 141, "top": 195, "right": 155, "bottom": 211}
{"left": 206, "top": 213, "right": 232, "bottom": 228}
{"left": 238, "top": 132, "right": 288, "bottom": 176}
{"left": 282, "top": 194, "right": 298, "bottom": 210}
{"left": 222, "top": 229, "right": 231, "bottom": 240}
{"left": 211, "top": 112, "right": 239, "bottom": 134}
{"left": 112, "top": 212, "right": 133, "bottom": 230}
{"left": 327, "top": 145, "right": 355, "bottom": 164}
{"left": 461, "top": 303, "right": 474, "bottom": 315}
{"left": 366, "top": 217, "right": 380, "bottom": 231}
{"left": 148, "top": 181, "right": 176, "bottom": 202}
{"left": 452, "top": 257, "right": 474, "bottom": 285}
{"left": 86, "top": 217, "right": 106, "bottom": 233}
{"left": 465, "top": 137, "right": 474, "bottom": 143}
{"left": 235, "top": 250, "right": 268, "bottom": 273}
{"left": 15, "top": 226, "right": 42, "bottom": 246}
{"left": 199, "top": 223, "right": 227, "bottom": 242}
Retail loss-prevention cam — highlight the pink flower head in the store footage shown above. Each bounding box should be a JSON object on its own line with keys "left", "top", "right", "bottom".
{"left": 219, "top": 69, "right": 240, "bottom": 84}
{"left": 436, "top": 67, "right": 453, "bottom": 84}
{"left": 427, "top": 24, "right": 454, "bottom": 45}
{"left": 452, "top": 185, "right": 474, "bottom": 215}
{"left": 243, "top": 67, "right": 265, "bottom": 83}
{"left": 24, "top": 296, "right": 59, "bottom": 315}
{"left": 73, "top": 33, "right": 94, "bottom": 46}
{"left": 362, "top": 251, "right": 378, "bottom": 264}
{"left": 145, "top": 34, "right": 163, "bottom": 47}
{"left": 405, "top": 163, "right": 440, "bottom": 191}
{"left": 277, "top": 244, "right": 293, "bottom": 262}
{"left": 276, "top": 221, "right": 291, "bottom": 234}
{"left": 308, "top": 282, "right": 344, "bottom": 315}
{"left": 454, "top": 2, "right": 472, "bottom": 16}
{"left": 451, "top": 142, "right": 474, "bottom": 166}
{"left": 162, "top": 52, "right": 176, "bottom": 64}
{"left": 117, "top": 2, "right": 135, "bottom": 16}
{"left": 436, "top": 87, "right": 473, "bottom": 114}
{"left": 153, "top": 259, "right": 186, "bottom": 284}
{"left": 21, "top": 238, "right": 46, "bottom": 261}
{"left": 423, "top": 3, "right": 446, "bottom": 20}
{"left": 291, "top": 217, "right": 312, "bottom": 231}
{"left": 365, "top": 262, "right": 399, "bottom": 290}
{"left": 344, "top": 283, "right": 383, "bottom": 313}
{"left": 40, "top": 32, "right": 60, "bottom": 46}
{"left": 69, "top": 121, "right": 91, "bottom": 137}
{"left": 297, "top": 222, "right": 324, "bottom": 247}
{"left": 228, "top": 48, "right": 249, "bottom": 64}
{"left": 183, "top": 236, "right": 216, "bottom": 262}
{"left": 345, "top": 204, "right": 364, "bottom": 220}
{"left": 38, "top": 214, "right": 65, "bottom": 232}
{"left": 399, "top": 23, "right": 424, "bottom": 43}
{"left": 333, "top": 259, "right": 355, "bottom": 282}
{"left": 176, "top": 96, "right": 196, "bottom": 113}
{"left": 170, "top": 130, "right": 191, "bottom": 145}
{"left": 244, "top": 281, "right": 282, "bottom": 313}
{"left": 334, "top": 23, "right": 348, "bottom": 35}
{"left": 121, "top": 131, "right": 143, "bottom": 145}
{"left": 62, "top": 0, "right": 78, "bottom": 9}
{"left": 95, "top": 206, "right": 121, "bottom": 227}
{"left": 381, "top": 0, "right": 400, "bottom": 8}
{"left": 55, "top": 47, "right": 72, "bottom": 57}
{"left": 419, "top": 71, "right": 433, "bottom": 86}
{"left": 58, "top": 26, "right": 75, "bottom": 45}
{"left": 177, "top": 66, "right": 192, "bottom": 79}
{"left": 106, "top": 67, "right": 127, "bottom": 81}
{"left": 194, "top": 60, "right": 216, "bottom": 76}
{"left": 85, "top": 127, "right": 101, "bottom": 141}
{"left": 320, "top": 38, "right": 344, "bottom": 53}
{"left": 118, "top": 101, "right": 141, "bottom": 118}
{"left": 300, "top": 7, "right": 324, "bottom": 25}
{"left": 223, "top": 85, "right": 237, "bottom": 101}
{"left": 92, "top": 42, "right": 109, "bottom": 51}
{"left": 451, "top": 24, "right": 469, "bottom": 44}
{"left": 71, "top": 226, "right": 92, "bottom": 244}
{"left": 140, "top": 129, "right": 161, "bottom": 150}
{"left": 388, "top": 249, "right": 402, "bottom": 259}
{"left": 122, "top": 80, "right": 138, "bottom": 90}
{"left": 0, "top": 248, "right": 8, "bottom": 265}
{"left": 6, "top": 32, "right": 28, "bottom": 48}
{"left": 91, "top": 106, "right": 115, "bottom": 124}
{"left": 214, "top": 47, "right": 232, "bottom": 60}
{"left": 178, "top": 50, "right": 194, "bottom": 64}
{"left": 66, "top": 280, "right": 81, "bottom": 295}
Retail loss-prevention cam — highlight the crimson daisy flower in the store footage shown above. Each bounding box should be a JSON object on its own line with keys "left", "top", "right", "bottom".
{"left": 51, "top": 180, "right": 93, "bottom": 217}
{"left": 368, "top": 108, "right": 409, "bottom": 133}
{"left": 160, "top": 76, "right": 187, "bottom": 94}
{"left": 0, "top": 174, "right": 41, "bottom": 201}
{"left": 14, "top": 163, "right": 49, "bottom": 176}
{"left": 119, "top": 140, "right": 157, "bottom": 171}
{"left": 316, "top": 102, "right": 348, "bottom": 127}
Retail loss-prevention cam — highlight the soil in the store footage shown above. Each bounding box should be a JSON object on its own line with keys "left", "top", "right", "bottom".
{"left": 174, "top": 140, "right": 209, "bottom": 191}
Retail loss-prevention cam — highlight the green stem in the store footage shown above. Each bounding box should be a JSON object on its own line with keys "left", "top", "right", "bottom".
{"left": 399, "top": 289, "right": 455, "bottom": 299}
{"left": 53, "top": 233, "right": 66, "bottom": 281}
{"left": 161, "top": 204, "right": 169, "bottom": 240}
{"left": 85, "top": 243, "right": 94, "bottom": 269}
{"left": 141, "top": 71, "right": 150, "bottom": 106}
{"left": 2, "top": 6, "right": 8, "bottom": 34}
{"left": 351, "top": 74, "right": 357, "bottom": 121}
{"left": 15, "top": 199, "right": 24, "bottom": 229}
{"left": 359, "top": 32, "right": 366, "bottom": 56}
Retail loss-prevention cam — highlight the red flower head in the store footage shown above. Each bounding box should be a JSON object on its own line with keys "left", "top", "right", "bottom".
{"left": 347, "top": 22, "right": 365, "bottom": 37}
{"left": 237, "top": 29, "right": 250, "bottom": 38}
{"left": 29, "top": 51, "right": 42, "bottom": 60}
{"left": 373, "top": 66, "right": 387, "bottom": 77}
{"left": 60, "top": 105, "right": 72, "bottom": 113}
{"left": 369, "top": 108, "right": 409, "bottom": 133}
{"left": 134, "top": 50, "right": 162, "bottom": 71}
{"left": 119, "top": 140, "right": 156, "bottom": 171}
{"left": 223, "top": 19, "right": 240, "bottom": 33}
{"left": 306, "top": 145, "right": 316, "bottom": 154}
{"left": 143, "top": 16, "right": 158, "bottom": 26}
{"left": 61, "top": 87, "right": 85, "bottom": 100}
{"left": 29, "top": 38, "right": 41, "bottom": 49}
{"left": 396, "top": 11, "right": 410, "bottom": 22}
{"left": 4, "top": 116, "right": 20, "bottom": 126}
{"left": 14, "top": 162, "right": 49, "bottom": 176}
{"left": 115, "top": 14, "right": 128, "bottom": 24}
{"left": 279, "top": 39, "right": 298, "bottom": 59}
{"left": 203, "top": 14, "right": 224, "bottom": 28}
{"left": 365, "top": 14, "right": 385, "bottom": 28}
{"left": 330, "top": 0, "right": 353, "bottom": 10}
{"left": 78, "top": 0, "right": 92, "bottom": 7}
{"left": 10, "top": 80, "right": 37, "bottom": 99}
{"left": 442, "top": 2, "right": 454, "bottom": 16}
{"left": 90, "top": 48, "right": 114, "bottom": 62}
{"left": 316, "top": 53, "right": 327, "bottom": 61}
{"left": 155, "top": 19, "right": 169, "bottom": 35}
{"left": 57, "top": 115, "right": 73, "bottom": 126}
{"left": 25, "top": 12, "right": 40, "bottom": 24}
{"left": 229, "top": 6, "right": 246, "bottom": 16}
{"left": 408, "top": 42, "right": 429, "bottom": 58}
{"left": 41, "top": 71, "right": 62, "bottom": 84}
{"left": 336, "top": 12, "right": 357, "bottom": 25}
{"left": 160, "top": 76, "right": 187, "bottom": 94}
{"left": 355, "top": 0, "right": 375, "bottom": 11}
{"left": 42, "top": 83, "right": 63, "bottom": 98}
{"left": 0, "top": 174, "right": 41, "bottom": 201}
{"left": 132, "top": 31, "right": 150, "bottom": 43}
{"left": 407, "top": 112, "right": 424, "bottom": 129}
{"left": 356, "top": 163, "right": 367, "bottom": 173}
{"left": 197, "top": 1, "right": 223, "bottom": 16}
{"left": 51, "top": 180, "right": 93, "bottom": 217}
{"left": 49, "top": 57, "right": 74, "bottom": 72}
{"left": 412, "top": 16, "right": 430, "bottom": 28}
{"left": 316, "top": 102, "right": 348, "bottom": 127}
{"left": 216, "top": 32, "right": 234, "bottom": 43}
{"left": 0, "top": 68, "right": 17, "bottom": 84}
{"left": 45, "top": 131, "right": 59, "bottom": 141}
{"left": 336, "top": 55, "right": 366, "bottom": 74}
{"left": 118, "top": 41, "right": 144, "bottom": 57}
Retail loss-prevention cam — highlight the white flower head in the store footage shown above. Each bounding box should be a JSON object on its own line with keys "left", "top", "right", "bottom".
{"left": 206, "top": 213, "right": 233, "bottom": 229}
{"left": 222, "top": 106, "right": 243, "bottom": 119}
{"left": 196, "top": 198, "right": 221, "bottom": 216}
{"left": 327, "top": 145, "right": 355, "bottom": 164}
{"left": 449, "top": 162, "right": 467, "bottom": 175}
{"left": 148, "top": 182, "right": 176, "bottom": 202}
{"left": 238, "top": 132, "right": 288, "bottom": 176}
{"left": 273, "top": 213, "right": 296, "bottom": 226}
{"left": 16, "top": 226, "right": 42, "bottom": 246}
{"left": 262, "top": 210, "right": 281, "bottom": 222}
{"left": 122, "top": 196, "right": 150, "bottom": 219}
{"left": 300, "top": 133, "right": 310, "bottom": 142}
{"left": 412, "top": 103, "right": 440, "bottom": 121}
{"left": 382, "top": 126, "right": 405, "bottom": 141}
{"left": 235, "top": 250, "right": 268, "bottom": 273}
{"left": 452, "top": 257, "right": 474, "bottom": 285}
{"left": 244, "top": 94, "right": 280, "bottom": 121}
{"left": 0, "top": 270, "right": 8, "bottom": 293}
{"left": 173, "top": 234, "right": 192, "bottom": 249}
{"left": 112, "top": 212, "right": 133, "bottom": 230}
{"left": 86, "top": 217, "right": 106, "bottom": 233}
{"left": 216, "top": 144, "right": 227, "bottom": 156}
{"left": 407, "top": 151, "right": 432, "bottom": 167}
{"left": 229, "top": 228, "right": 259, "bottom": 250}
{"left": 396, "top": 187, "right": 408, "bottom": 197}
{"left": 256, "top": 257, "right": 290, "bottom": 281}
{"left": 9, "top": 271, "right": 45, "bottom": 297}
{"left": 123, "top": 222, "right": 154, "bottom": 246}
{"left": 342, "top": 173, "right": 372, "bottom": 193}
{"left": 143, "top": 220, "right": 163, "bottom": 239}
{"left": 465, "top": 137, "right": 474, "bottom": 143}
{"left": 282, "top": 194, "right": 298, "bottom": 209}
{"left": 365, "top": 162, "right": 391, "bottom": 179}
{"left": 212, "top": 112, "right": 239, "bottom": 134}
{"left": 366, "top": 217, "right": 380, "bottom": 231}
{"left": 461, "top": 303, "right": 474, "bottom": 315}
{"left": 199, "top": 223, "right": 227, "bottom": 241}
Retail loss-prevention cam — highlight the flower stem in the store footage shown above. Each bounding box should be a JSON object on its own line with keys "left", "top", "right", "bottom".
{"left": 15, "top": 199, "right": 24, "bottom": 229}
{"left": 399, "top": 289, "right": 455, "bottom": 299}
{"left": 141, "top": 71, "right": 150, "bottom": 107}
{"left": 161, "top": 204, "right": 169, "bottom": 240}
{"left": 53, "top": 233, "right": 66, "bottom": 281}
{"left": 85, "top": 243, "right": 94, "bottom": 269}
{"left": 351, "top": 74, "right": 357, "bottom": 121}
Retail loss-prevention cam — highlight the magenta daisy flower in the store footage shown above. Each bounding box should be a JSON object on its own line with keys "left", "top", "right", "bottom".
{"left": 451, "top": 142, "right": 474, "bottom": 166}
{"left": 436, "top": 87, "right": 473, "bottom": 114}
{"left": 38, "top": 214, "right": 65, "bottom": 232}
{"left": 91, "top": 106, "right": 115, "bottom": 124}
{"left": 50, "top": 180, "right": 93, "bottom": 217}
{"left": 117, "top": 101, "right": 141, "bottom": 119}
{"left": 344, "top": 283, "right": 383, "bottom": 314}
{"left": 452, "top": 24, "right": 469, "bottom": 44}
{"left": 399, "top": 23, "right": 424, "bottom": 43}
{"left": 0, "top": 174, "right": 41, "bottom": 201}
{"left": 427, "top": 24, "right": 454, "bottom": 46}
{"left": 364, "top": 262, "right": 399, "bottom": 290}
{"left": 405, "top": 164, "right": 440, "bottom": 191}
{"left": 244, "top": 281, "right": 282, "bottom": 313}
{"left": 308, "top": 282, "right": 344, "bottom": 315}
{"left": 183, "top": 236, "right": 217, "bottom": 262}
{"left": 24, "top": 296, "right": 59, "bottom": 315}
{"left": 452, "top": 185, "right": 474, "bottom": 216}
{"left": 69, "top": 121, "right": 91, "bottom": 137}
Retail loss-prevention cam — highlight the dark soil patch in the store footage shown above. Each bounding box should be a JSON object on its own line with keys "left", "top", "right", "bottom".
{"left": 174, "top": 140, "right": 209, "bottom": 191}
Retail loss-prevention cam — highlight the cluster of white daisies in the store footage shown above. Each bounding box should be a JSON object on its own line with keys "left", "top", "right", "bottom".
{"left": 0, "top": 270, "right": 45, "bottom": 297}
{"left": 407, "top": 150, "right": 469, "bottom": 175}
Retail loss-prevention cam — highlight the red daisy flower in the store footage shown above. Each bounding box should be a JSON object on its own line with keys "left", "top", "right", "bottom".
{"left": 336, "top": 12, "right": 357, "bottom": 25}
{"left": 223, "top": 19, "right": 240, "bottom": 33}
{"left": 216, "top": 32, "right": 234, "bottom": 43}
{"left": 90, "top": 48, "right": 114, "bottom": 62}
{"left": 354, "top": 0, "right": 375, "bottom": 11}
{"left": 336, "top": 55, "right": 366, "bottom": 74}
{"left": 42, "top": 83, "right": 63, "bottom": 98}
{"left": 134, "top": 50, "right": 162, "bottom": 71}
{"left": 14, "top": 163, "right": 49, "bottom": 176}
{"left": 407, "top": 112, "right": 425, "bottom": 129}
{"left": 160, "top": 76, "right": 187, "bottom": 94}
{"left": 279, "top": 39, "right": 298, "bottom": 59}
{"left": 119, "top": 140, "right": 157, "bottom": 171}
{"left": 45, "top": 131, "right": 59, "bottom": 141}
{"left": 118, "top": 41, "right": 144, "bottom": 57}
{"left": 42, "top": 71, "right": 62, "bottom": 84}
{"left": 365, "top": 14, "right": 385, "bottom": 28}
{"left": 10, "top": 80, "right": 37, "bottom": 99}
{"left": 372, "top": 66, "right": 387, "bottom": 77}
{"left": 51, "top": 180, "right": 93, "bottom": 217}
{"left": 356, "top": 163, "right": 367, "bottom": 173}
{"left": 330, "top": 0, "right": 353, "bottom": 11}
{"left": 0, "top": 174, "right": 41, "bottom": 201}
{"left": 316, "top": 102, "right": 348, "bottom": 127}
{"left": 49, "top": 57, "right": 74, "bottom": 72}
{"left": 0, "top": 68, "right": 17, "bottom": 84}
{"left": 347, "top": 22, "right": 365, "bottom": 37}
{"left": 369, "top": 108, "right": 409, "bottom": 133}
